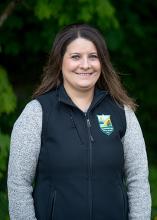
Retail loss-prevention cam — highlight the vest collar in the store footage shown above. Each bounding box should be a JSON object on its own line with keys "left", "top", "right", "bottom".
{"left": 58, "top": 84, "right": 108, "bottom": 112}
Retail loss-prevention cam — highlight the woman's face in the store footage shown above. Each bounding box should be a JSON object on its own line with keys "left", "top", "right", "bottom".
{"left": 62, "top": 37, "right": 101, "bottom": 94}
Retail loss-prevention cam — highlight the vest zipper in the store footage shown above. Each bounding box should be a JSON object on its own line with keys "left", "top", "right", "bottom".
{"left": 85, "top": 113, "right": 94, "bottom": 220}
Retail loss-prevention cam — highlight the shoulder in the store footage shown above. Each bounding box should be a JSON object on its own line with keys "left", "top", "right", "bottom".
{"left": 35, "top": 89, "right": 58, "bottom": 112}
{"left": 18, "top": 99, "right": 42, "bottom": 118}
{"left": 124, "top": 105, "right": 134, "bottom": 113}
{"left": 36, "top": 89, "right": 57, "bottom": 102}
{"left": 123, "top": 105, "right": 145, "bottom": 148}
{"left": 124, "top": 105, "right": 140, "bottom": 129}
{"left": 24, "top": 99, "right": 42, "bottom": 112}
{"left": 13, "top": 100, "right": 42, "bottom": 130}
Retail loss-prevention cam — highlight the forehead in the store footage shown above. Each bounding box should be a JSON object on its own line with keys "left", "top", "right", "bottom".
{"left": 66, "top": 37, "right": 97, "bottom": 53}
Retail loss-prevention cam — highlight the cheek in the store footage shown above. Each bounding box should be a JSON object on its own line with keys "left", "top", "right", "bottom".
{"left": 95, "top": 61, "right": 101, "bottom": 73}
{"left": 62, "top": 59, "right": 77, "bottom": 72}
{"left": 62, "top": 58, "right": 68, "bottom": 71}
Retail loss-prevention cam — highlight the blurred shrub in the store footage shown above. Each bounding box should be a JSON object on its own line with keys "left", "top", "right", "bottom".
{"left": 0, "top": 191, "right": 9, "bottom": 220}
{"left": 0, "top": 66, "right": 16, "bottom": 219}
{"left": 0, "top": 66, "right": 16, "bottom": 181}
{"left": 0, "top": 66, "right": 16, "bottom": 115}
{"left": 0, "top": 133, "right": 10, "bottom": 181}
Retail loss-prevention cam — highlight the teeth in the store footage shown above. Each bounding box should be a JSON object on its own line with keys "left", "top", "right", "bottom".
{"left": 77, "top": 73, "right": 92, "bottom": 75}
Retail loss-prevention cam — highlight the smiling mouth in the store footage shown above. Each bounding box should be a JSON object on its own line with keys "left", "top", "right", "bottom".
{"left": 75, "top": 72, "right": 93, "bottom": 75}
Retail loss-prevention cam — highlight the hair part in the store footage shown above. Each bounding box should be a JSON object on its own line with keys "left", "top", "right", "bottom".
{"left": 32, "top": 23, "right": 137, "bottom": 111}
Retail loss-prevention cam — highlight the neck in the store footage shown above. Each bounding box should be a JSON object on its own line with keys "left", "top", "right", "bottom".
{"left": 64, "top": 85, "right": 94, "bottom": 112}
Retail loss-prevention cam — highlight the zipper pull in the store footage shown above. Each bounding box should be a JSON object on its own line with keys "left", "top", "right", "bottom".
{"left": 90, "top": 135, "right": 94, "bottom": 142}
{"left": 87, "top": 119, "right": 94, "bottom": 142}
{"left": 87, "top": 118, "right": 91, "bottom": 128}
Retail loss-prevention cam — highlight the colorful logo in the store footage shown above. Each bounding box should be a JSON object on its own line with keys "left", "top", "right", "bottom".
{"left": 97, "top": 114, "right": 114, "bottom": 135}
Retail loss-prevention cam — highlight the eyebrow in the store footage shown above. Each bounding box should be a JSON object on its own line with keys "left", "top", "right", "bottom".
{"left": 69, "top": 52, "right": 98, "bottom": 55}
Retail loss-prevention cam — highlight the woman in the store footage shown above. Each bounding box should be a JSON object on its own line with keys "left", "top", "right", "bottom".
{"left": 7, "top": 23, "right": 151, "bottom": 220}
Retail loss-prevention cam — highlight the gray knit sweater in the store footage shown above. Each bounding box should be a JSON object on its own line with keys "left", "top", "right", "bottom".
{"left": 7, "top": 100, "right": 151, "bottom": 220}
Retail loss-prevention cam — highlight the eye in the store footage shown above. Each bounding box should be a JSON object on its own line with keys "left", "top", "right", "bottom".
{"left": 89, "top": 54, "right": 98, "bottom": 60}
{"left": 71, "top": 55, "right": 80, "bottom": 60}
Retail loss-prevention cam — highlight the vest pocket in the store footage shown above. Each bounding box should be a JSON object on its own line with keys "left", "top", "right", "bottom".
{"left": 47, "top": 189, "right": 57, "bottom": 220}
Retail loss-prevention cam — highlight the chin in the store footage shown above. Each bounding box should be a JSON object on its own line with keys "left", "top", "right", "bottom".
{"left": 77, "top": 84, "right": 95, "bottom": 91}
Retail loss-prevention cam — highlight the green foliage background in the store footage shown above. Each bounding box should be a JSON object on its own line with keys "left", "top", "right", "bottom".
{"left": 0, "top": 0, "right": 156, "bottom": 219}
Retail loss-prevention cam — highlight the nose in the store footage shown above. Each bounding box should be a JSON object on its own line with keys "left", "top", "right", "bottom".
{"left": 80, "top": 58, "right": 91, "bottom": 70}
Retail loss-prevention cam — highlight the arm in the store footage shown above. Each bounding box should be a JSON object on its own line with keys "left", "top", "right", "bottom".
{"left": 7, "top": 100, "right": 42, "bottom": 220}
{"left": 122, "top": 106, "right": 151, "bottom": 220}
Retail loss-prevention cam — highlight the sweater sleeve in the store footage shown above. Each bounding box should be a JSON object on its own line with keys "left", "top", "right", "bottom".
{"left": 122, "top": 106, "right": 151, "bottom": 220}
{"left": 7, "top": 100, "right": 42, "bottom": 220}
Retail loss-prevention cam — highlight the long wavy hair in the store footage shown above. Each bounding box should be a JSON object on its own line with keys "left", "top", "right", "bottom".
{"left": 32, "top": 23, "right": 137, "bottom": 111}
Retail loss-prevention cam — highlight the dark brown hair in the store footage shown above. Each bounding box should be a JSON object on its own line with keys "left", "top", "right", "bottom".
{"left": 32, "top": 23, "right": 137, "bottom": 111}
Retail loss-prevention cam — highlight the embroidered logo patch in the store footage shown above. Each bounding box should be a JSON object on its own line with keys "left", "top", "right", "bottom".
{"left": 97, "top": 114, "right": 114, "bottom": 135}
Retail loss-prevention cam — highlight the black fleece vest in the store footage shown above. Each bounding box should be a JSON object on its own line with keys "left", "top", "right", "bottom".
{"left": 33, "top": 85, "right": 128, "bottom": 220}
